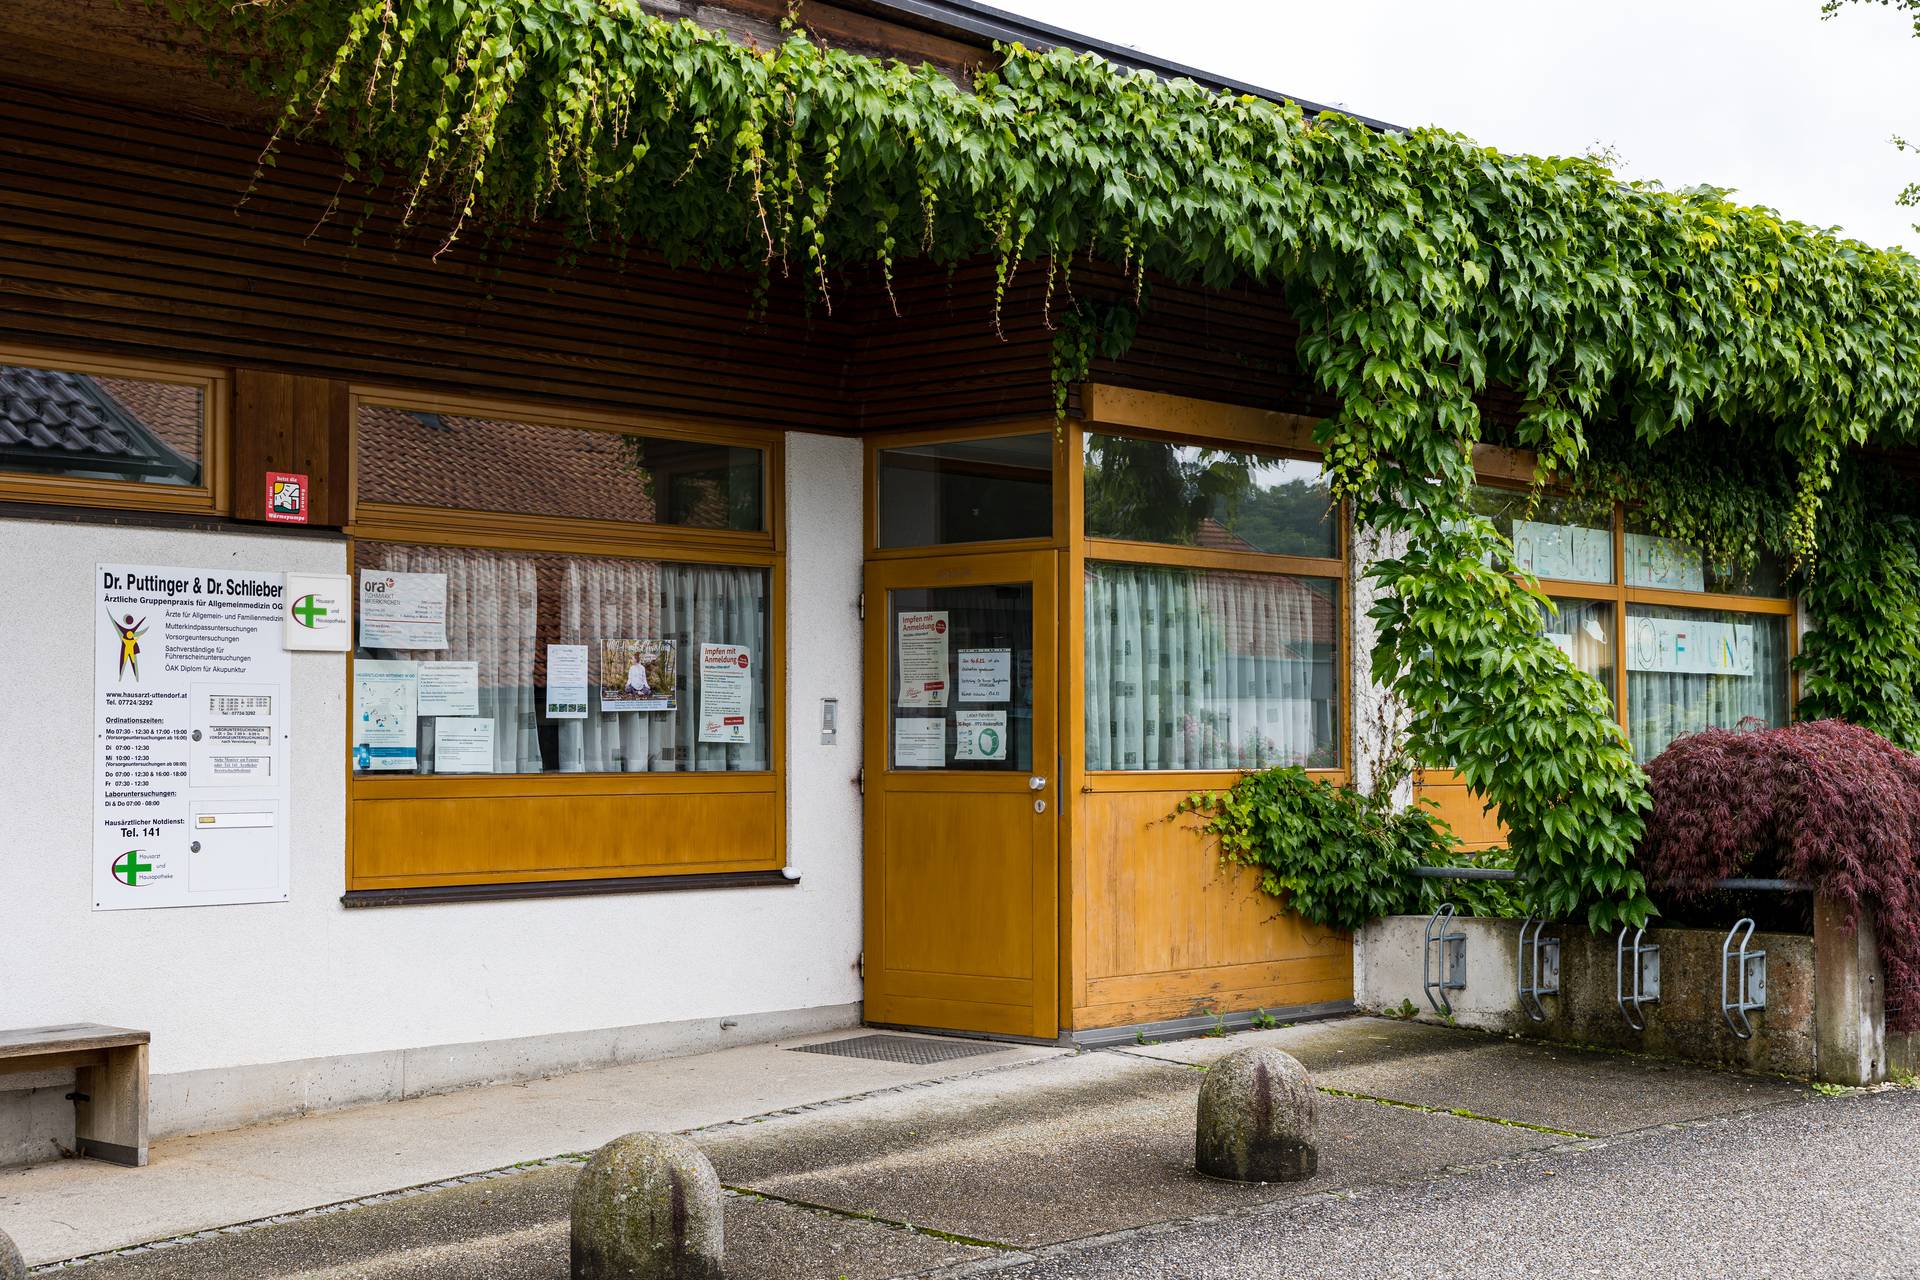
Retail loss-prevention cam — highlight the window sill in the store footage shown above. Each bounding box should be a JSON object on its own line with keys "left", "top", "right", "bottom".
{"left": 341, "top": 868, "right": 798, "bottom": 908}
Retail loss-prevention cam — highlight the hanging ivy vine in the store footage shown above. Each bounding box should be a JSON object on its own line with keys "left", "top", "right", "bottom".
{"left": 147, "top": 0, "right": 1920, "bottom": 929}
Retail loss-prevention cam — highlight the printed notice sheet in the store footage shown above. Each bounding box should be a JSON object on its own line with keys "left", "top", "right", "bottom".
{"left": 433, "top": 717, "right": 496, "bottom": 773}
{"left": 897, "top": 611, "right": 949, "bottom": 707}
{"left": 95, "top": 564, "right": 292, "bottom": 910}
{"left": 953, "top": 709, "right": 1008, "bottom": 761}
{"left": 418, "top": 661, "right": 480, "bottom": 716}
{"left": 957, "top": 648, "right": 1011, "bottom": 703}
{"left": 894, "top": 717, "right": 946, "bottom": 768}
{"left": 353, "top": 660, "right": 419, "bottom": 772}
{"left": 358, "top": 570, "right": 448, "bottom": 649}
{"left": 545, "top": 644, "right": 590, "bottom": 719}
{"left": 698, "top": 644, "right": 753, "bottom": 744}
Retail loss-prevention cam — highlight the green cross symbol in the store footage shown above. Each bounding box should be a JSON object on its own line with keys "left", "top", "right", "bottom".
{"left": 113, "top": 851, "right": 153, "bottom": 886}
{"left": 292, "top": 594, "right": 329, "bottom": 628}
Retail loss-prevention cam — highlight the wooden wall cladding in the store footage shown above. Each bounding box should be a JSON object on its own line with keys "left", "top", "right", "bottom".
{"left": 231, "top": 371, "right": 348, "bottom": 523}
{"left": 1074, "top": 788, "right": 1354, "bottom": 1028}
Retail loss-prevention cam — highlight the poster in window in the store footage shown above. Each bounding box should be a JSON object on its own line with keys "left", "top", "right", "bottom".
{"left": 698, "top": 644, "right": 753, "bottom": 744}
{"left": 600, "top": 638, "right": 677, "bottom": 711}
{"left": 897, "top": 610, "right": 949, "bottom": 707}
{"left": 417, "top": 661, "right": 480, "bottom": 716}
{"left": 358, "top": 570, "right": 448, "bottom": 650}
{"left": 957, "top": 648, "right": 1012, "bottom": 702}
{"left": 433, "top": 717, "right": 496, "bottom": 773}
{"left": 545, "top": 644, "right": 590, "bottom": 719}
{"left": 953, "top": 709, "right": 1008, "bottom": 761}
{"left": 1626, "top": 617, "right": 1753, "bottom": 676}
{"left": 352, "top": 659, "right": 419, "bottom": 771}
{"left": 894, "top": 716, "right": 946, "bottom": 768}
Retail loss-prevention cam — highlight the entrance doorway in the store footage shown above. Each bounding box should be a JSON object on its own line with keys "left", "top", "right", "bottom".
{"left": 862, "top": 549, "right": 1060, "bottom": 1040}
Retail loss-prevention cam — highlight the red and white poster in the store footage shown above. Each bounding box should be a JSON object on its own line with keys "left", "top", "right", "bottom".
{"left": 698, "top": 644, "right": 753, "bottom": 745}
{"left": 896, "top": 610, "right": 949, "bottom": 708}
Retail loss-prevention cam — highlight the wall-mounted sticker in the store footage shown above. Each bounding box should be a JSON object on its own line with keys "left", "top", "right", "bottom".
{"left": 265, "top": 471, "right": 309, "bottom": 524}
{"left": 284, "top": 572, "right": 351, "bottom": 651}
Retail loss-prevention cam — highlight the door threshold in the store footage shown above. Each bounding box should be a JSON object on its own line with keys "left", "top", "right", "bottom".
{"left": 1069, "top": 999, "right": 1356, "bottom": 1050}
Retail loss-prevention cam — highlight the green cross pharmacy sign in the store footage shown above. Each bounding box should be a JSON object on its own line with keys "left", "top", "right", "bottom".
{"left": 282, "top": 572, "right": 352, "bottom": 651}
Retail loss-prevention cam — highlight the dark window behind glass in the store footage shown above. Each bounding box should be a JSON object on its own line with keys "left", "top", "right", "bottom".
{"left": 877, "top": 435, "right": 1054, "bottom": 547}
{"left": 1084, "top": 433, "right": 1337, "bottom": 558}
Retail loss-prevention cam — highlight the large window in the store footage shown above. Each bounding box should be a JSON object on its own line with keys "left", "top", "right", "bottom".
{"left": 1081, "top": 431, "right": 1343, "bottom": 773}
{"left": 1476, "top": 484, "right": 1795, "bottom": 760}
{"left": 0, "top": 349, "right": 224, "bottom": 513}
{"left": 347, "top": 391, "right": 781, "bottom": 894}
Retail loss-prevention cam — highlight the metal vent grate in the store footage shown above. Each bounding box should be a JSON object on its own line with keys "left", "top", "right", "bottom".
{"left": 789, "top": 1033, "right": 1011, "bottom": 1065}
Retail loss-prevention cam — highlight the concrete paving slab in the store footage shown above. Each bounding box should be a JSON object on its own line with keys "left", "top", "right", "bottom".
{"left": 702, "top": 1049, "right": 1555, "bottom": 1247}
{"left": 1125, "top": 1017, "right": 1810, "bottom": 1134}
{"left": 0, "top": 1030, "right": 1065, "bottom": 1267}
{"left": 49, "top": 1164, "right": 998, "bottom": 1279}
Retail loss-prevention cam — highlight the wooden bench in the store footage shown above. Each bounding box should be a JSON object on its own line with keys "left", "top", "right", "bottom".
{"left": 0, "top": 1025, "right": 149, "bottom": 1166}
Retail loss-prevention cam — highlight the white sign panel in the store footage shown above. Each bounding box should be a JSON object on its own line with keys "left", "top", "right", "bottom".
{"left": 953, "top": 709, "right": 1008, "bottom": 761}
{"left": 897, "top": 611, "right": 950, "bottom": 707}
{"left": 957, "top": 648, "right": 1012, "bottom": 703}
{"left": 283, "top": 572, "right": 352, "bottom": 651}
{"left": 894, "top": 717, "right": 946, "bottom": 768}
{"left": 1626, "top": 616, "right": 1753, "bottom": 676}
{"left": 1625, "top": 533, "right": 1706, "bottom": 592}
{"left": 433, "top": 717, "right": 496, "bottom": 773}
{"left": 353, "top": 660, "right": 419, "bottom": 771}
{"left": 95, "top": 564, "right": 291, "bottom": 910}
{"left": 358, "top": 570, "right": 448, "bottom": 649}
{"left": 545, "top": 644, "right": 590, "bottom": 719}
{"left": 698, "top": 644, "right": 754, "bottom": 744}
{"left": 1511, "top": 520, "right": 1612, "bottom": 585}
{"left": 418, "top": 661, "right": 480, "bottom": 716}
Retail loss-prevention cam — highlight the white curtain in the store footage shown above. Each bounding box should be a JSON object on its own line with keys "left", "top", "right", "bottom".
{"left": 1084, "top": 562, "right": 1334, "bottom": 771}
{"left": 367, "top": 544, "right": 541, "bottom": 773}
{"left": 1627, "top": 607, "right": 1789, "bottom": 759}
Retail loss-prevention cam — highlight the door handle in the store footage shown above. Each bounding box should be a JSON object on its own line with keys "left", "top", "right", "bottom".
{"left": 1029, "top": 776, "right": 1047, "bottom": 791}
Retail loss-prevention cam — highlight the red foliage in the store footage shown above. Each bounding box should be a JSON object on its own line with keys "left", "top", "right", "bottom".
{"left": 1642, "top": 720, "right": 1920, "bottom": 1033}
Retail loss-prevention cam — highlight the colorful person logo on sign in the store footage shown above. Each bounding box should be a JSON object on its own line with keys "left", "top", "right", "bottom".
{"left": 108, "top": 610, "right": 148, "bottom": 681}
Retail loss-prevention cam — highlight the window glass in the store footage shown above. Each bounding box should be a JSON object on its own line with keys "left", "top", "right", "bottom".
{"left": 1539, "top": 596, "right": 1615, "bottom": 699}
{"left": 1083, "top": 433, "right": 1337, "bottom": 558}
{"left": 887, "top": 583, "right": 1034, "bottom": 771}
{"left": 0, "top": 363, "right": 202, "bottom": 486}
{"left": 1625, "top": 603, "right": 1789, "bottom": 759}
{"left": 1622, "top": 513, "right": 1785, "bottom": 597}
{"left": 1472, "top": 486, "right": 1613, "bottom": 584}
{"left": 1084, "top": 563, "right": 1339, "bottom": 770}
{"left": 352, "top": 542, "right": 769, "bottom": 775}
{"left": 356, "top": 404, "right": 764, "bottom": 531}
{"left": 877, "top": 434, "right": 1053, "bottom": 547}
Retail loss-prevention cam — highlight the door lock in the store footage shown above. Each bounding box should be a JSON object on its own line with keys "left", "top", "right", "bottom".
{"left": 1029, "top": 776, "right": 1048, "bottom": 791}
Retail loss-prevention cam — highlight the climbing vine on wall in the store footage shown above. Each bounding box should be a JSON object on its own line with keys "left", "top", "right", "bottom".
{"left": 149, "top": 0, "right": 1920, "bottom": 929}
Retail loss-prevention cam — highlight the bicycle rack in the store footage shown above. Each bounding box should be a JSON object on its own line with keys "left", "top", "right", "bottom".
{"left": 1516, "top": 915, "right": 1560, "bottom": 1022}
{"left": 1423, "top": 902, "right": 1467, "bottom": 1015}
{"left": 1721, "top": 918, "right": 1768, "bottom": 1040}
{"left": 1615, "top": 925, "right": 1661, "bottom": 1031}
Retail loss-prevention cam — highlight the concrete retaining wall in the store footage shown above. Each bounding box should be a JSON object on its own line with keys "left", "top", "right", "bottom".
{"left": 1356, "top": 901, "right": 1895, "bottom": 1083}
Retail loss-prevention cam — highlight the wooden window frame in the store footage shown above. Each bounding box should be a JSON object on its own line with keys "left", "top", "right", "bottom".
{"left": 345, "top": 386, "right": 786, "bottom": 894}
{"left": 0, "top": 343, "right": 229, "bottom": 516}
{"left": 1072, "top": 386, "right": 1352, "bottom": 789}
{"left": 1472, "top": 473, "right": 1799, "bottom": 756}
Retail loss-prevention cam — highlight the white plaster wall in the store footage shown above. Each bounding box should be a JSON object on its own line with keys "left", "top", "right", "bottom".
{"left": 0, "top": 430, "right": 865, "bottom": 1096}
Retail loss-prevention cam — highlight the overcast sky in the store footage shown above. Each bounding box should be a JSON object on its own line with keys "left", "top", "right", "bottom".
{"left": 993, "top": 0, "right": 1920, "bottom": 254}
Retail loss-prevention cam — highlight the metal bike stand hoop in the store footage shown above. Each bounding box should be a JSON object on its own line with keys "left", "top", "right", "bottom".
{"left": 1516, "top": 915, "right": 1560, "bottom": 1023}
{"left": 1616, "top": 925, "right": 1661, "bottom": 1031}
{"left": 1423, "top": 902, "right": 1467, "bottom": 1015}
{"left": 1721, "top": 918, "right": 1768, "bottom": 1040}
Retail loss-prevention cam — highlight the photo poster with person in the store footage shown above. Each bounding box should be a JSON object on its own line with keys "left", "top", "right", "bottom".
{"left": 600, "top": 638, "right": 678, "bottom": 711}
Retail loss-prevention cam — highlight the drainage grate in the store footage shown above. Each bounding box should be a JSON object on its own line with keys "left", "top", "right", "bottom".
{"left": 788, "top": 1033, "right": 1011, "bottom": 1066}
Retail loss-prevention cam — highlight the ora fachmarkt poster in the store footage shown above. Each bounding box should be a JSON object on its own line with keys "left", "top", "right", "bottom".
{"left": 95, "top": 564, "right": 292, "bottom": 910}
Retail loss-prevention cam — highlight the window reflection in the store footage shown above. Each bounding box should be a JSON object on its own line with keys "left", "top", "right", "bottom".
{"left": 1083, "top": 433, "right": 1337, "bottom": 558}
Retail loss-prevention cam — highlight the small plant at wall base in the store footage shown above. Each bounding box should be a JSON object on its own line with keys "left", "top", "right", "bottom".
{"left": 1641, "top": 720, "right": 1920, "bottom": 1033}
{"left": 1178, "top": 768, "right": 1457, "bottom": 933}
{"left": 146, "top": 0, "right": 1920, "bottom": 930}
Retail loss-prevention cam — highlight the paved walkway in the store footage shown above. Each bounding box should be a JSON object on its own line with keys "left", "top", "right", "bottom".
{"left": 5, "top": 1017, "right": 1884, "bottom": 1277}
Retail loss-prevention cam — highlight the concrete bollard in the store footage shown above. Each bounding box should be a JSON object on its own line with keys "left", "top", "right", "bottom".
{"left": 1195, "top": 1046, "right": 1319, "bottom": 1183}
{"left": 0, "top": 1226, "right": 24, "bottom": 1280}
{"left": 571, "top": 1132, "right": 725, "bottom": 1280}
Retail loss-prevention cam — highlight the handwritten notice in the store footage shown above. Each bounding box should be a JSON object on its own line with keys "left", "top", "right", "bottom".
{"left": 1625, "top": 533, "right": 1706, "bottom": 593}
{"left": 957, "top": 648, "right": 1012, "bottom": 703}
{"left": 1512, "top": 519, "right": 1612, "bottom": 584}
{"left": 1626, "top": 616, "right": 1753, "bottom": 676}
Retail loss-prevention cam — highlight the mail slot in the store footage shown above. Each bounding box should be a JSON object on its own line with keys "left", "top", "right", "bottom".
{"left": 188, "top": 806, "right": 278, "bottom": 892}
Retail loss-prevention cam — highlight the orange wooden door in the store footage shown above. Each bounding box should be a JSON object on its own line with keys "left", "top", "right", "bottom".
{"left": 863, "top": 550, "right": 1060, "bottom": 1040}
